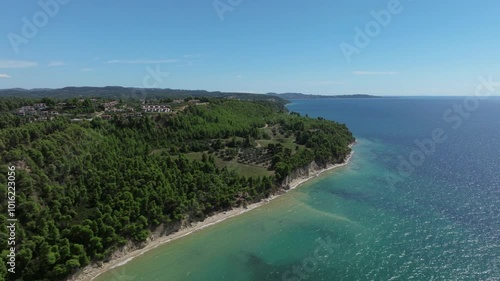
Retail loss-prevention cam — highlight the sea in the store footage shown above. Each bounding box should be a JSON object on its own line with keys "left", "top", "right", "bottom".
{"left": 96, "top": 97, "right": 500, "bottom": 281}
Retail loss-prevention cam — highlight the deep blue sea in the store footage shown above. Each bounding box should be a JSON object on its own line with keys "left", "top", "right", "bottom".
{"left": 97, "top": 97, "right": 500, "bottom": 281}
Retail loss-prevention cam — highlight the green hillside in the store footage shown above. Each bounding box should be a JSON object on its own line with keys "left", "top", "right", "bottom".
{"left": 0, "top": 98, "right": 354, "bottom": 280}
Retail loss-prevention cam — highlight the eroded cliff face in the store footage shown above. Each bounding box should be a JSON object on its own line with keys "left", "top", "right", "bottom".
{"left": 281, "top": 161, "right": 325, "bottom": 189}
{"left": 150, "top": 220, "right": 184, "bottom": 240}
{"left": 280, "top": 148, "right": 353, "bottom": 190}
{"left": 68, "top": 220, "right": 185, "bottom": 281}
{"left": 70, "top": 152, "right": 353, "bottom": 281}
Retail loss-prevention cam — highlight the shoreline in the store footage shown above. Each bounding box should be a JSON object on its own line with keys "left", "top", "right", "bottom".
{"left": 72, "top": 148, "right": 355, "bottom": 281}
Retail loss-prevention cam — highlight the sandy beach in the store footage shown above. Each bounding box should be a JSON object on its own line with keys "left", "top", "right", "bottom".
{"left": 71, "top": 148, "right": 355, "bottom": 281}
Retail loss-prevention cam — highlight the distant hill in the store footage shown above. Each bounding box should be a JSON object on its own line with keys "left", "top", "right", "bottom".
{"left": 266, "top": 92, "right": 379, "bottom": 99}
{"left": 0, "top": 86, "right": 288, "bottom": 104}
{"left": 0, "top": 87, "right": 379, "bottom": 105}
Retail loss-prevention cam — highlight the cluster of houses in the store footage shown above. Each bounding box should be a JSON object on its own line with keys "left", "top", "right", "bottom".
{"left": 142, "top": 105, "right": 172, "bottom": 113}
{"left": 103, "top": 101, "right": 123, "bottom": 112}
{"left": 16, "top": 103, "right": 59, "bottom": 117}
{"left": 14, "top": 99, "right": 186, "bottom": 124}
{"left": 103, "top": 101, "right": 119, "bottom": 108}
{"left": 106, "top": 108, "right": 127, "bottom": 113}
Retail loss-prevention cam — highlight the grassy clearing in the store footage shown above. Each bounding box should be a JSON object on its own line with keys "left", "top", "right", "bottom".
{"left": 256, "top": 138, "right": 303, "bottom": 153}
{"left": 214, "top": 157, "right": 272, "bottom": 178}
{"left": 184, "top": 152, "right": 272, "bottom": 177}
{"left": 151, "top": 124, "right": 303, "bottom": 177}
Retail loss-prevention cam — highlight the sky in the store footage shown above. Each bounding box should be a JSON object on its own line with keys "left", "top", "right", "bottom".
{"left": 1, "top": 0, "right": 500, "bottom": 96}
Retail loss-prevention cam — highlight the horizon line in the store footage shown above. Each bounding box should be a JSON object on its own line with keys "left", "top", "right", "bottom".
{"left": 0, "top": 86, "right": 497, "bottom": 98}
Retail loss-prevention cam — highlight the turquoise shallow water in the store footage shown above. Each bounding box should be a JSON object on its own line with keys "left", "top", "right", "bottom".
{"left": 97, "top": 98, "right": 500, "bottom": 281}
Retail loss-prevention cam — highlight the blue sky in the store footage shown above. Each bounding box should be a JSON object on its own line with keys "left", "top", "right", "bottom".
{"left": 1, "top": 0, "right": 499, "bottom": 95}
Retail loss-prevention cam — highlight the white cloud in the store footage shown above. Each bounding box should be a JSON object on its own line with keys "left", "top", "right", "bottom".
{"left": 352, "top": 71, "right": 399, "bottom": 75}
{"left": 0, "top": 74, "right": 11, "bottom": 78}
{"left": 106, "top": 59, "right": 178, "bottom": 64}
{"left": 48, "top": 61, "right": 65, "bottom": 67}
{"left": 81, "top": 68, "right": 93, "bottom": 72}
{"left": 0, "top": 60, "right": 37, "bottom": 68}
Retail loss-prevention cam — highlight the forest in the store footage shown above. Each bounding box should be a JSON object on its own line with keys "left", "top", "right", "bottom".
{"left": 0, "top": 97, "right": 354, "bottom": 281}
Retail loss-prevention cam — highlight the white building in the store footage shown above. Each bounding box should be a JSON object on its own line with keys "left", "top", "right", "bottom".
{"left": 142, "top": 105, "right": 171, "bottom": 113}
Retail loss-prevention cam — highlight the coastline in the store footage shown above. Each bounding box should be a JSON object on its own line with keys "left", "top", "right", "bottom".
{"left": 71, "top": 147, "right": 355, "bottom": 281}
